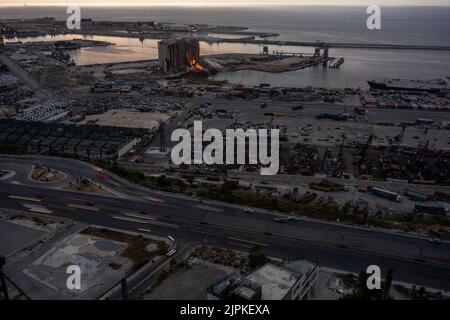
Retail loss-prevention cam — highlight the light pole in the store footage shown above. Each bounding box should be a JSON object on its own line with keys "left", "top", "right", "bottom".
{"left": 352, "top": 156, "right": 360, "bottom": 206}
{"left": 0, "top": 255, "right": 9, "bottom": 300}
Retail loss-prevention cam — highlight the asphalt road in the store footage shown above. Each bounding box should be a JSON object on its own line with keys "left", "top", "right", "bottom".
{"left": 1, "top": 178, "right": 450, "bottom": 291}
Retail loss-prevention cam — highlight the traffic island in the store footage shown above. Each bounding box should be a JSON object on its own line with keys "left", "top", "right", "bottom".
{"left": 29, "top": 165, "right": 67, "bottom": 183}
{"left": 63, "top": 177, "right": 112, "bottom": 196}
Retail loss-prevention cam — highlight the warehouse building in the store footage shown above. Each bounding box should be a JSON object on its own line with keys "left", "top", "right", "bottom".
{"left": 0, "top": 119, "right": 146, "bottom": 160}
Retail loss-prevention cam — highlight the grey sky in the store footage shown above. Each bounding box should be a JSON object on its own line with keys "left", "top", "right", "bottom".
{"left": 1, "top": 1, "right": 450, "bottom": 6}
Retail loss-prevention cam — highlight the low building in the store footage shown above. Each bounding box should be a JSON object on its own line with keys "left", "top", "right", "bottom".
{"left": 0, "top": 119, "right": 147, "bottom": 160}
{"left": 207, "top": 260, "right": 318, "bottom": 300}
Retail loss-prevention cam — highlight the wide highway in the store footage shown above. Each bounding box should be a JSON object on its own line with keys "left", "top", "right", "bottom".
{"left": 1, "top": 169, "right": 449, "bottom": 291}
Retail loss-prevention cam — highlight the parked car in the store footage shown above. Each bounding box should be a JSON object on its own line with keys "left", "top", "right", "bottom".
{"left": 427, "top": 238, "right": 442, "bottom": 245}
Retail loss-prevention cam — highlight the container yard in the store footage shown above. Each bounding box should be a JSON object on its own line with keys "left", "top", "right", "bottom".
{"left": 0, "top": 16, "right": 448, "bottom": 219}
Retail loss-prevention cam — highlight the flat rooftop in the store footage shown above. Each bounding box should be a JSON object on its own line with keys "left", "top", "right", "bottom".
{"left": 246, "top": 263, "right": 298, "bottom": 300}
{"left": 80, "top": 109, "right": 172, "bottom": 130}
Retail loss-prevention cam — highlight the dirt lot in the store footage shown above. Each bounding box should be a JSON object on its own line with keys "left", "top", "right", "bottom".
{"left": 143, "top": 258, "right": 237, "bottom": 300}
{"left": 80, "top": 109, "right": 171, "bottom": 129}
{"left": 81, "top": 227, "right": 167, "bottom": 273}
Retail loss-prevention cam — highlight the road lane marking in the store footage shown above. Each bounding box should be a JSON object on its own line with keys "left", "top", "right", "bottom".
{"left": 196, "top": 205, "right": 224, "bottom": 213}
{"left": 22, "top": 203, "right": 53, "bottom": 214}
{"left": 125, "top": 213, "right": 156, "bottom": 221}
{"left": 113, "top": 216, "right": 150, "bottom": 224}
{"left": 190, "top": 229, "right": 223, "bottom": 238}
{"left": 28, "top": 207, "right": 53, "bottom": 214}
{"left": 138, "top": 228, "right": 152, "bottom": 233}
{"left": 145, "top": 196, "right": 165, "bottom": 203}
{"left": 227, "top": 237, "right": 268, "bottom": 247}
{"left": 146, "top": 220, "right": 179, "bottom": 229}
{"left": 9, "top": 195, "right": 41, "bottom": 202}
{"left": 46, "top": 204, "right": 75, "bottom": 211}
{"left": 68, "top": 203, "right": 100, "bottom": 211}
{"left": 113, "top": 216, "right": 178, "bottom": 229}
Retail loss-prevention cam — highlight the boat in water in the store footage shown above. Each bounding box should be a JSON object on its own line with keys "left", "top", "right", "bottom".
{"left": 368, "top": 78, "right": 450, "bottom": 93}
{"left": 329, "top": 57, "right": 344, "bottom": 68}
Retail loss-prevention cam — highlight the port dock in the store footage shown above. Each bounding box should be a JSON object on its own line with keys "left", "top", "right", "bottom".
{"left": 212, "top": 37, "right": 450, "bottom": 51}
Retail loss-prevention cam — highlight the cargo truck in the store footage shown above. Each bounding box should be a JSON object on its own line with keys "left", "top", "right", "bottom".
{"left": 369, "top": 187, "right": 401, "bottom": 202}
{"left": 414, "top": 204, "right": 448, "bottom": 215}
{"left": 403, "top": 188, "right": 429, "bottom": 201}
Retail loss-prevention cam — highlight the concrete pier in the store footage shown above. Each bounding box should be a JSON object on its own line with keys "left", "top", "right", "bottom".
{"left": 212, "top": 37, "right": 450, "bottom": 51}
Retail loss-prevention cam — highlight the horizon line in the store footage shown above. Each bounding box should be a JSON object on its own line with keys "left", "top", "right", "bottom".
{"left": 1, "top": 4, "right": 450, "bottom": 8}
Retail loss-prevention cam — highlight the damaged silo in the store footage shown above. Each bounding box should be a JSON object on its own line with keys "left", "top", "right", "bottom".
{"left": 158, "top": 37, "right": 201, "bottom": 74}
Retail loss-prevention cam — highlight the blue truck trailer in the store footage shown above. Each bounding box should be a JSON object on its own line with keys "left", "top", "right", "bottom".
{"left": 404, "top": 188, "right": 429, "bottom": 201}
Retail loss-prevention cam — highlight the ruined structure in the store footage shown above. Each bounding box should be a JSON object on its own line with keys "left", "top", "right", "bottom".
{"left": 158, "top": 37, "right": 201, "bottom": 74}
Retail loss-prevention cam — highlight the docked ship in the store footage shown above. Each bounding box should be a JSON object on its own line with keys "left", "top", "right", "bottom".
{"left": 329, "top": 57, "right": 344, "bottom": 68}
{"left": 368, "top": 78, "right": 450, "bottom": 93}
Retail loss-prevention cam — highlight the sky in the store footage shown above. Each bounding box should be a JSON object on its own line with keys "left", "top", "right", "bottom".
{"left": 1, "top": 1, "right": 450, "bottom": 7}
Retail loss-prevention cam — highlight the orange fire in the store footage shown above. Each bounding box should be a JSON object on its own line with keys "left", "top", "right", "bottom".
{"left": 189, "top": 59, "right": 207, "bottom": 71}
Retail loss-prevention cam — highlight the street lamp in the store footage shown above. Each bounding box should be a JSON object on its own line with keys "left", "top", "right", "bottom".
{"left": 0, "top": 255, "right": 10, "bottom": 300}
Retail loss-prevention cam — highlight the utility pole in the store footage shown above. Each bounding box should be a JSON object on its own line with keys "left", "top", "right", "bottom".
{"left": 121, "top": 279, "right": 128, "bottom": 300}
{"left": 383, "top": 269, "right": 394, "bottom": 300}
{"left": 158, "top": 120, "right": 166, "bottom": 153}
{"left": 352, "top": 156, "right": 360, "bottom": 205}
{"left": 0, "top": 255, "right": 10, "bottom": 300}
